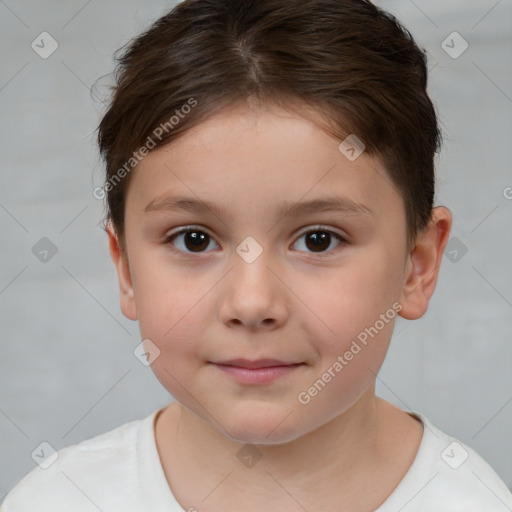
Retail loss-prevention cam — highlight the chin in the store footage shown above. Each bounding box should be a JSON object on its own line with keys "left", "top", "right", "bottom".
{"left": 218, "top": 409, "right": 308, "bottom": 446}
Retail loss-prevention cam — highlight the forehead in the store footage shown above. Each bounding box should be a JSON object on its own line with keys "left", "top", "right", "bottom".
{"left": 126, "top": 103, "right": 402, "bottom": 223}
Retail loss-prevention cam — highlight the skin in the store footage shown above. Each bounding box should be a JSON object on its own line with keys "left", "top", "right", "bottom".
{"left": 107, "top": 100, "right": 452, "bottom": 511}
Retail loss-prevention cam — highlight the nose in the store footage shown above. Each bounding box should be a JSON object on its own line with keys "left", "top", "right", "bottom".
{"left": 218, "top": 244, "right": 288, "bottom": 332}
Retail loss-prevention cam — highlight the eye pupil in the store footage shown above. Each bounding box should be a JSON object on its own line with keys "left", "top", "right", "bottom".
{"left": 306, "top": 231, "right": 330, "bottom": 252}
{"left": 170, "top": 228, "right": 342, "bottom": 256}
{"left": 185, "top": 231, "right": 209, "bottom": 252}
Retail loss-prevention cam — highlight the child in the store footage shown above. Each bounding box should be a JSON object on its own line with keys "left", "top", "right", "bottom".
{"left": 3, "top": 0, "right": 512, "bottom": 510}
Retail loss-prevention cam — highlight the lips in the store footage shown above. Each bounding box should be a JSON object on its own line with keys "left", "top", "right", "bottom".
{"left": 211, "top": 358, "right": 305, "bottom": 384}
{"left": 212, "top": 358, "right": 301, "bottom": 369}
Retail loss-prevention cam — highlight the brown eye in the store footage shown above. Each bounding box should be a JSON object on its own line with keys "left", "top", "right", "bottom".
{"left": 165, "top": 228, "right": 219, "bottom": 254}
{"left": 293, "top": 228, "right": 346, "bottom": 256}
{"left": 164, "top": 225, "right": 346, "bottom": 258}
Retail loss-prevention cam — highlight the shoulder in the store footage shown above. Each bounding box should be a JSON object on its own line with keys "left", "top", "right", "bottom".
{"left": 387, "top": 412, "right": 512, "bottom": 511}
{"left": 1, "top": 413, "right": 153, "bottom": 512}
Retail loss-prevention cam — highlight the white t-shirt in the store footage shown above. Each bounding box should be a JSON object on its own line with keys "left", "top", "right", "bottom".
{"left": 2, "top": 408, "right": 512, "bottom": 511}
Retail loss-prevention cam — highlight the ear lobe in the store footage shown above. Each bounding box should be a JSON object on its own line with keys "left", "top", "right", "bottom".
{"left": 106, "top": 222, "right": 138, "bottom": 321}
{"left": 398, "top": 206, "right": 452, "bottom": 320}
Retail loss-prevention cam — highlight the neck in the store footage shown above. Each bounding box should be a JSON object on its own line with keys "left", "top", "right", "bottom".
{"left": 156, "top": 386, "right": 409, "bottom": 509}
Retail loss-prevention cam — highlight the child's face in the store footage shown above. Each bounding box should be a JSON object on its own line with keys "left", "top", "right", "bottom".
{"left": 111, "top": 102, "right": 417, "bottom": 444}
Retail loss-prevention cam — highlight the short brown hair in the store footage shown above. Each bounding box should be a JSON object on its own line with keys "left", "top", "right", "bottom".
{"left": 97, "top": 0, "right": 441, "bottom": 253}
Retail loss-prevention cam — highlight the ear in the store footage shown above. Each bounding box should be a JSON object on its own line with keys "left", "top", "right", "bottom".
{"left": 106, "top": 222, "right": 138, "bottom": 321}
{"left": 398, "top": 206, "right": 452, "bottom": 320}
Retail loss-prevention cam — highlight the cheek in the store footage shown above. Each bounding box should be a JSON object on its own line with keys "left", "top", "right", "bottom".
{"left": 296, "top": 317, "right": 395, "bottom": 419}
{"left": 136, "top": 277, "right": 208, "bottom": 402}
{"left": 294, "top": 256, "right": 398, "bottom": 341}
{"left": 132, "top": 263, "right": 213, "bottom": 381}
{"left": 317, "top": 311, "right": 395, "bottom": 384}
{"left": 131, "top": 249, "right": 207, "bottom": 332}
{"left": 293, "top": 253, "right": 399, "bottom": 387}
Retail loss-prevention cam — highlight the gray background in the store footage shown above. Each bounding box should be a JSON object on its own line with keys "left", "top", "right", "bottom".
{"left": 1, "top": 0, "right": 511, "bottom": 500}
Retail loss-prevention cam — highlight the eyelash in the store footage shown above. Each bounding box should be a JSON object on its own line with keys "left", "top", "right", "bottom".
{"left": 163, "top": 225, "right": 347, "bottom": 258}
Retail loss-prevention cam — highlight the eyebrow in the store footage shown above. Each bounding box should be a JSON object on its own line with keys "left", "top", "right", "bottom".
{"left": 144, "top": 195, "right": 373, "bottom": 219}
